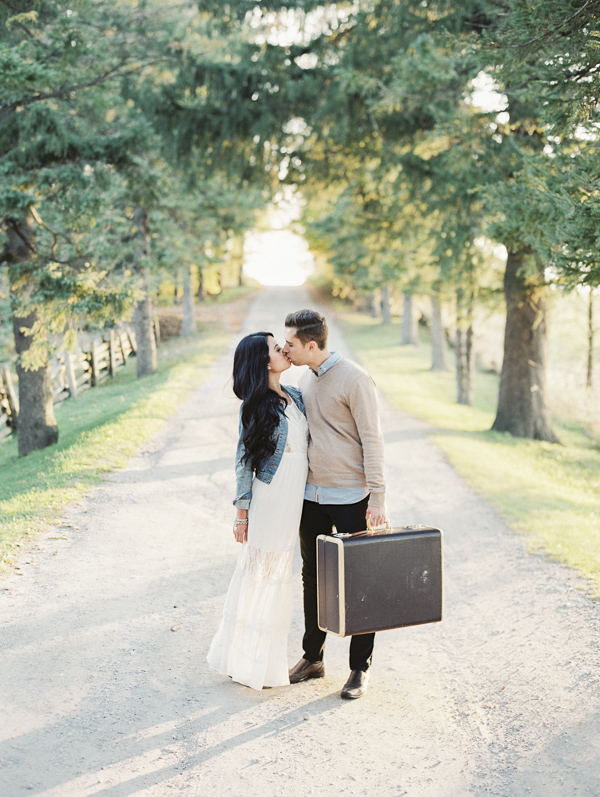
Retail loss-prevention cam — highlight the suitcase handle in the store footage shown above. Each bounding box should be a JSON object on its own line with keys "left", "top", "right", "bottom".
{"left": 366, "top": 518, "right": 393, "bottom": 533}
{"left": 333, "top": 521, "right": 429, "bottom": 539}
{"left": 333, "top": 519, "right": 394, "bottom": 539}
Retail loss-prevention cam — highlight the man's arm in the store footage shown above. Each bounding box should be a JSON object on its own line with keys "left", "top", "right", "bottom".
{"left": 348, "top": 371, "right": 386, "bottom": 525}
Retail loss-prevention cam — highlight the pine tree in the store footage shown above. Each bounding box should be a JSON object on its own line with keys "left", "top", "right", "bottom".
{"left": 0, "top": 0, "right": 180, "bottom": 452}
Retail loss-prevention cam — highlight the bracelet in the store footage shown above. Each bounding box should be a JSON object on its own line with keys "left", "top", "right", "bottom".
{"left": 234, "top": 518, "right": 248, "bottom": 525}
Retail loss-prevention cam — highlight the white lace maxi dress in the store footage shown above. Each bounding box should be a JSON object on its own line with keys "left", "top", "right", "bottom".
{"left": 207, "top": 401, "right": 309, "bottom": 691}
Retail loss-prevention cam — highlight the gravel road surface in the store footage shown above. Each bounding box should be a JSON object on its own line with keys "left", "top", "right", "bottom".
{"left": 1, "top": 286, "right": 600, "bottom": 797}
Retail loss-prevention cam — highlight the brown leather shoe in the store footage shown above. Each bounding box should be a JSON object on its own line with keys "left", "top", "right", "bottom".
{"left": 341, "top": 669, "right": 369, "bottom": 699}
{"left": 289, "top": 658, "right": 325, "bottom": 684}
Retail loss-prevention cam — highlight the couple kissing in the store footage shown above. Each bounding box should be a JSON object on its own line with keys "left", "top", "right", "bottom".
{"left": 207, "top": 308, "right": 386, "bottom": 700}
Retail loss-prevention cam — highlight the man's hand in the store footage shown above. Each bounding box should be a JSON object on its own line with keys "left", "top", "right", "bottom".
{"left": 366, "top": 505, "right": 387, "bottom": 528}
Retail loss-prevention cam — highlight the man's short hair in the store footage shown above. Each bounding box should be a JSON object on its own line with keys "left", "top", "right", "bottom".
{"left": 285, "top": 309, "right": 328, "bottom": 350}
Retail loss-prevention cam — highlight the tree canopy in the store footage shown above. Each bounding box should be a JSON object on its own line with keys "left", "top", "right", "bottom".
{"left": 1, "top": 0, "right": 599, "bottom": 452}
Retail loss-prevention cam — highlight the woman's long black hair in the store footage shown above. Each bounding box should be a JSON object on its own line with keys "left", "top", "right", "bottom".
{"left": 233, "top": 332, "right": 287, "bottom": 472}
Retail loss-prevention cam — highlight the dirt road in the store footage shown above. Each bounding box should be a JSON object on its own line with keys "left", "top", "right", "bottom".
{"left": 1, "top": 286, "right": 600, "bottom": 797}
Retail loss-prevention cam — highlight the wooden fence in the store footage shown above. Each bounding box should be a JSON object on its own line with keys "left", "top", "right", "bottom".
{"left": 0, "top": 326, "right": 142, "bottom": 445}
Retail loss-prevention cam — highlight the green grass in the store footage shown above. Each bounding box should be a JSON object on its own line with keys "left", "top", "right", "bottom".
{"left": 0, "top": 326, "right": 229, "bottom": 566}
{"left": 338, "top": 312, "right": 600, "bottom": 593}
{"left": 208, "top": 283, "right": 261, "bottom": 303}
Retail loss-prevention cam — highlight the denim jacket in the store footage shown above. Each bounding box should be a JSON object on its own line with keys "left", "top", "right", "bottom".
{"left": 233, "top": 385, "right": 305, "bottom": 509}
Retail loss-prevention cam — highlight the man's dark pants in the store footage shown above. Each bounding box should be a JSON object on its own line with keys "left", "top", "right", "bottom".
{"left": 299, "top": 495, "right": 374, "bottom": 672}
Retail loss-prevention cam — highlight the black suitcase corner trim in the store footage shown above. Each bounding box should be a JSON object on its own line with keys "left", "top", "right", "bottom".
{"left": 317, "top": 525, "right": 443, "bottom": 638}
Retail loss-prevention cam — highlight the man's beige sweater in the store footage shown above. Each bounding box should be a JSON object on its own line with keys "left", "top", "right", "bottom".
{"left": 299, "top": 357, "right": 386, "bottom": 508}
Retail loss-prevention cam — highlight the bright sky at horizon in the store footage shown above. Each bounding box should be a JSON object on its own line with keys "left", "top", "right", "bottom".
{"left": 243, "top": 228, "right": 315, "bottom": 286}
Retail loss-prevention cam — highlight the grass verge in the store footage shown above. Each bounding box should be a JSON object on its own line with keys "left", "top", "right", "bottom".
{"left": 0, "top": 325, "right": 230, "bottom": 567}
{"left": 338, "top": 312, "right": 600, "bottom": 594}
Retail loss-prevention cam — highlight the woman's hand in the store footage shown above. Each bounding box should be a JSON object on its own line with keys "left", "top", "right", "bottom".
{"left": 233, "top": 512, "right": 248, "bottom": 543}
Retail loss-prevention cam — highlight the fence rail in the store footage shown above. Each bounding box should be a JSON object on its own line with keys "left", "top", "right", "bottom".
{"left": 0, "top": 325, "right": 146, "bottom": 445}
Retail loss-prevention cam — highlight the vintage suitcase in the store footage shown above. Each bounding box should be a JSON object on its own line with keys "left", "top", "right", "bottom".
{"left": 317, "top": 524, "right": 443, "bottom": 637}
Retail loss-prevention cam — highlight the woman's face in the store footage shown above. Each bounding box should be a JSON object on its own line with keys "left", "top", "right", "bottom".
{"left": 267, "top": 335, "right": 291, "bottom": 374}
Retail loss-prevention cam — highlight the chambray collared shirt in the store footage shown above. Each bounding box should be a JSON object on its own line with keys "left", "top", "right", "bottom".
{"left": 304, "top": 351, "right": 370, "bottom": 506}
{"left": 312, "top": 350, "right": 342, "bottom": 377}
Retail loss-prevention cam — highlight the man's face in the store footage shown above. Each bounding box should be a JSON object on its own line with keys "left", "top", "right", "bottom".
{"left": 283, "top": 327, "right": 311, "bottom": 366}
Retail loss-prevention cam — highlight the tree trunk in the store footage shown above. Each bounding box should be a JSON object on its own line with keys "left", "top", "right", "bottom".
{"left": 153, "top": 309, "right": 161, "bottom": 347}
{"left": 587, "top": 290, "right": 593, "bottom": 390}
{"left": 368, "top": 292, "right": 379, "bottom": 318}
{"left": 381, "top": 284, "right": 392, "bottom": 325}
{"left": 1, "top": 214, "right": 58, "bottom": 456}
{"left": 13, "top": 311, "right": 59, "bottom": 456}
{"left": 181, "top": 264, "right": 196, "bottom": 337}
{"left": 401, "top": 293, "right": 419, "bottom": 345}
{"left": 232, "top": 234, "right": 244, "bottom": 287}
{"left": 430, "top": 292, "right": 448, "bottom": 372}
{"left": 491, "top": 249, "right": 559, "bottom": 442}
{"left": 197, "top": 268, "right": 205, "bottom": 302}
{"left": 132, "top": 208, "right": 157, "bottom": 378}
{"left": 455, "top": 287, "right": 473, "bottom": 405}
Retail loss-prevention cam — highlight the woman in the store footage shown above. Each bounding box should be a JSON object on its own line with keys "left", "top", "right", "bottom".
{"left": 207, "top": 332, "right": 308, "bottom": 691}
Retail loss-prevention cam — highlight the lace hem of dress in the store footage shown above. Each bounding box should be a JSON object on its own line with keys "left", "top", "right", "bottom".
{"left": 238, "top": 544, "right": 293, "bottom": 582}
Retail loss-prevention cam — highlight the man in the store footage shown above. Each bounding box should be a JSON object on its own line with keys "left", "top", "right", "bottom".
{"left": 283, "top": 308, "right": 386, "bottom": 700}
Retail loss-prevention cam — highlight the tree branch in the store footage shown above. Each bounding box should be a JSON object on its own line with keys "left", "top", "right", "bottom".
{"left": 505, "top": 0, "right": 600, "bottom": 49}
{"left": 1, "top": 216, "right": 37, "bottom": 259}
{"left": 0, "top": 0, "right": 22, "bottom": 11}
{"left": 29, "top": 205, "right": 86, "bottom": 259}
{"left": 566, "top": 63, "right": 600, "bottom": 82}
{"left": 0, "top": 57, "right": 170, "bottom": 115}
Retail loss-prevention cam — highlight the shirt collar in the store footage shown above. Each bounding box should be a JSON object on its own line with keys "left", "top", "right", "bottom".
{"left": 312, "top": 351, "right": 342, "bottom": 377}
